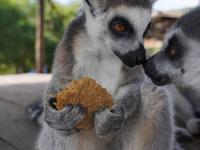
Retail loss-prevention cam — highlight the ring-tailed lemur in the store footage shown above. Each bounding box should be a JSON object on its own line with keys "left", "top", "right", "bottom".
{"left": 37, "top": 0, "right": 176, "bottom": 150}
{"left": 144, "top": 7, "right": 200, "bottom": 139}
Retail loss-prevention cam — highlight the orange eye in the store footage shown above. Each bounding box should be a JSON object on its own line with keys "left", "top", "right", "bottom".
{"left": 114, "top": 23, "right": 126, "bottom": 32}
{"left": 169, "top": 47, "right": 176, "bottom": 56}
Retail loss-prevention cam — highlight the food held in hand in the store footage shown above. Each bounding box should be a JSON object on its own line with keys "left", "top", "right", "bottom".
{"left": 56, "top": 77, "right": 113, "bottom": 130}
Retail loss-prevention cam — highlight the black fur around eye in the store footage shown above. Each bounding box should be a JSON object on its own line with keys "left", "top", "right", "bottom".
{"left": 109, "top": 17, "right": 134, "bottom": 38}
{"left": 165, "top": 35, "right": 182, "bottom": 60}
{"left": 166, "top": 45, "right": 177, "bottom": 59}
{"left": 143, "top": 23, "right": 151, "bottom": 38}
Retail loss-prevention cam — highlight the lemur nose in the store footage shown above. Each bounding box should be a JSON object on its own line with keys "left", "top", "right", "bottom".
{"left": 113, "top": 43, "right": 147, "bottom": 68}
{"left": 157, "top": 75, "right": 170, "bottom": 85}
{"left": 195, "top": 109, "right": 200, "bottom": 118}
{"left": 136, "top": 43, "right": 146, "bottom": 65}
{"left": 144, "top": 59, "right": 170, "bottom": 86}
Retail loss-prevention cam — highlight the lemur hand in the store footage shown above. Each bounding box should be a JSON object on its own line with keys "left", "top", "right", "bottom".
{"left": 94, "top": 106, "right": 125, "bottom": 138}
{"left": 44, "top": 97, "right": 85, "bottom": 136}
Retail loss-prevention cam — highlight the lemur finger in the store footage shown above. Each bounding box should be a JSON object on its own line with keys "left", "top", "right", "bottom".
{"left": 95, "top": 108, "right": 124, "bottom": 137}
{"left": 187, "top": 119, "right": 200, "bottom": 135}
{"left": 45, "top": 104, "right": 86, "bottom": 131}
{"left": 60, "top": 104, "right": 73, "bottom": 114}
{"left": 175, "top": 127, "right": 192, "bottom": 142}
{"left": 110, "top": 105, "right": 125, "bottom": 117}
{"left": 63, "top": 105, "right": 86, "bottom": 126}
{"left": 48, "top": 97, "right": 57, "bottom": 110}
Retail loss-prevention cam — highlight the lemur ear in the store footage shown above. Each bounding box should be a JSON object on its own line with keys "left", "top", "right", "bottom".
{"left": 149, "top": 0, "right": 158, "bottom": 4}
{"left": 85, "top": 0, "right": 93, "bottom": 9}
{"left": 83, "top": 0, "right": 102, "bottom": 16}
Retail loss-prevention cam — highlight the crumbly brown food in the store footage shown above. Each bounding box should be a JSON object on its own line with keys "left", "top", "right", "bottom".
{"left": 56, "top": 77, "right": 113, "bottom": 130}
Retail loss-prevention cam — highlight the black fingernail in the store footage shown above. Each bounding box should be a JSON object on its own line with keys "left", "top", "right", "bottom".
{"left": 110, "top": 106, "right": 119, "bottom": 114}
{"left": 100, "top": 107, "right": 106, "bottom": 112}
{"left": 77, "top": 104, "right": 85, "bottom": 113}
{"left": 79, "top": 107, "right": 85, "bottom": 114}
{"left": 49, "top": 97, "right": 57, "bottom": 103}
{"left": 75, "top": 128, "right": 81, "bottom": 132}
{"left": 76, "top": 104, "right": 82, "bottom": 107}
{"left": 49, "top": 103, "right": 57, "bottom": 110}
{"left": 110, "top": 108, "right": 116, "bottom": 113}
{"left": 48, "top": 97, "right": 57, "bottom": 110}
{"left": 45, "top": 120, "right": 52, "bottom": 126}
{"left": 111, "top": 107, "right": 124, "bottom": 115}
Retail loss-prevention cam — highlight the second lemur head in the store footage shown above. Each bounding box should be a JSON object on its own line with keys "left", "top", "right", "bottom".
{"left": 144, "top": 7, "right": 200, "bottom": 88}
{"left": 82, "top": 0, "right": 157, "bottom": 68}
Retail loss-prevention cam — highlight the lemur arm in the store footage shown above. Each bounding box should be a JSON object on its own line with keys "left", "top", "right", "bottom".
{"left": 114, "top": 83, "right": 141, "bottom": 119}
{"left": 139, "top": 81, "right": 174, "bottom": 150}
{"left": 43, "top": 40, "right": 86, "bottom": 136}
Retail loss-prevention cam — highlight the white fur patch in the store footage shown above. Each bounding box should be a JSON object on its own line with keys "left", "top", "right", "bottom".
{"left": 73, "top": 32, "right": 123, "bottom": 97}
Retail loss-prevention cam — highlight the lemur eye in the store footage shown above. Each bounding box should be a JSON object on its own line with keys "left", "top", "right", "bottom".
{"left": 166, "top": 44, "right": 177, "bottom": 59}
{"left": 109, "top": 17, "right": 134, "bottom": 38}
{"left": 165, "top": 35, "right": 184, "bottom": 61}
{"left": 169, "top": 47, "right": 177, "bottom": 56}
{"left": 114, "top": 23, "right": 126, "bottom": 32}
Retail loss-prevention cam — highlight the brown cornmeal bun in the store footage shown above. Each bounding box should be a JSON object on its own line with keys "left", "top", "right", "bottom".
{"left": 56, "top": 77, "right": 113, "bottom": 130}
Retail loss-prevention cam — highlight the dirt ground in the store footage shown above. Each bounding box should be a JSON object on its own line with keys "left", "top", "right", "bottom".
{"left": 0, "top": 74, "right": 51, "bottom": 150}
{"left": 0, "top": 74, "right": 199, "bottom": 150}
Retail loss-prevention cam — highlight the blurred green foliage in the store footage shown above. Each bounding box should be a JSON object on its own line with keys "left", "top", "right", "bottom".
{"left": 0, "top": 0, "right": 80, "bottom": 74}
{"left": 147, "top": 47, "right": 160, "bottom": 55}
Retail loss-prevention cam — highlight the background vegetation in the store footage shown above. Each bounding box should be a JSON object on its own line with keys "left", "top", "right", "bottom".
{"left": 0, "top": 0, "right": 79, "bottom": 74}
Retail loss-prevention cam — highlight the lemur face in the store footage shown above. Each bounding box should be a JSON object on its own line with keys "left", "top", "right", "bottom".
{"left": 105, "top": 7, "right": 151, "bottom": 68}
{"left": 144, "top": 29, "right": 186, "bottom": 86}
{"left": 144, "top": 7, "right": 200, "bottom": 87}
{"left": 84, "top": 0, "right": 156, "bottom": 68}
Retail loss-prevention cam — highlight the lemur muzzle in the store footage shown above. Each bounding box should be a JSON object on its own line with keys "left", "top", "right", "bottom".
{"left": 114, "top": 43, "right": 146, "bottom": 68}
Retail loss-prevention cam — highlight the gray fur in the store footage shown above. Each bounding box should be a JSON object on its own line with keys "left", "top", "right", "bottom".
{"left": 144, "top": 7, "right": 200, "bottom": 138}
{"left": 83, "top": 0, "right": 157, "bottom": 18}
{"left": 86, "top": 0, "right": 155, "bottom": 10}
{"left": 45, "top": 104, "right": 85, "bottom": 136}
{"left": 167, "top": 85, "right": 199, "bottom": 140}
{"left": 37, "top": 0, "right": 176, "bottom": 149}
{"left": 177, "top": 7, "right": 200, "bottom": 40}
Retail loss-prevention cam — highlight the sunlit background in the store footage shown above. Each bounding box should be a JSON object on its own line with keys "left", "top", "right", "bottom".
{"left": 0, "top": 1, "right": 200, "bottom": 150}
{"left": 55, "top": 0, "right": 200, "bottom": 11}
{"left": 0, "top": 0, "right": 199, "bottom": 74}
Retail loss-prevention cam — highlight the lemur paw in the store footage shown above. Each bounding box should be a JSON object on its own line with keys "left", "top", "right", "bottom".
{"left": 187, "top": 118, "right": 200, "bottom": 136}
{"left": 94, "top": 107, "right": 125, "bottom": 138}
{"left": 175, "top": 127, "right": 192, "bottom": 142}
{"left": 44, "top": 98, "right": 85, "bottom": 135}
{"left": 26, "top": 100, "right": 43, "bottom": 125}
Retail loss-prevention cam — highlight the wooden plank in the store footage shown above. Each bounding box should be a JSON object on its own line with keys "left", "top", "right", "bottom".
{"left": 35, "top": 0, "right": 45, "bottom": 73}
